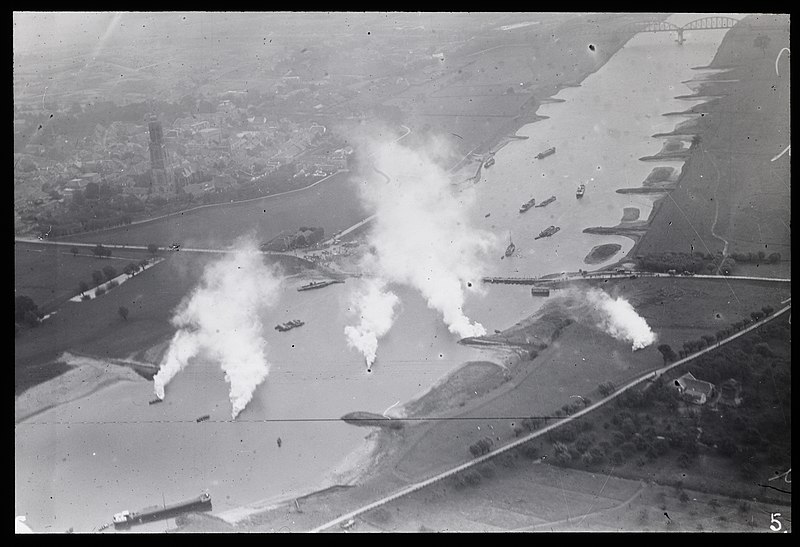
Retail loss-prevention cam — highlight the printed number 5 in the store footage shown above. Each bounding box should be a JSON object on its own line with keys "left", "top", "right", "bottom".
{"left": 770, "top": 513, "right": 782, "bottom": 532}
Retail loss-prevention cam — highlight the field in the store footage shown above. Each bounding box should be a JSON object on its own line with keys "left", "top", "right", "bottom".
{"left": 356, "top": 456, "right": 788, "bottom": 532}
{"left": 15, "top": 242, "right": 152, "bottom": 313}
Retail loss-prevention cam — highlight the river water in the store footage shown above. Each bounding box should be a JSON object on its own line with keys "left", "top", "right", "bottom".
{"left": 15, "top": 15, "right": 738, "bottom": 533}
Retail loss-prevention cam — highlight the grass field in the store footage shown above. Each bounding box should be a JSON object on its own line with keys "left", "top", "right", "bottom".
{"left": 356, "top": 453, "right": 789, "bottom": 532}
{"left": 15, "top": 242, "right": 155, "bottom": 313}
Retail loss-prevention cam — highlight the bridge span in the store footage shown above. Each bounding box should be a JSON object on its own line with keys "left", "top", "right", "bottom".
{"left": 631, "top": 16, "right": 740, "bottom": 44}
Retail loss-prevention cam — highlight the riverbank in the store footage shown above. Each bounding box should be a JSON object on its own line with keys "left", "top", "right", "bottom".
{"left": 15, "top": 353, "right": 146, "bottom": 424}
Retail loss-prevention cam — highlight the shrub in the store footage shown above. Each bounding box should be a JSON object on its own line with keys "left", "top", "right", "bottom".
{"left": 464, "top": 470, "right": 482, "bottom": 487}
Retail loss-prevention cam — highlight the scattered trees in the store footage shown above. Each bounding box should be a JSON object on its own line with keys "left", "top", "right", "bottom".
{"left": 657, "top": 344, "right": 677, "bottom": 365}
{"left": 71, "top": 246, "right": 80, "bottom": 257}
{"left": 78, "top": 281, "right": 89, "bottom": 295}
{"left": 91, "top": 244, "right": 112, "bottom": 258}
{"left": 147, "top": 243, "right": 159, "bottom": 256}
{"left": 469, "top": 437, "right": 494, "bottom": 457}
{"left": 102, "top": 265, "right": 118, "bottom": 281}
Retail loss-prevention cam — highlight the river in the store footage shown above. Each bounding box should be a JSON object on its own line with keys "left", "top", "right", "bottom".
{"left": 15, "top": 14, "right": 739, "bottom": 533}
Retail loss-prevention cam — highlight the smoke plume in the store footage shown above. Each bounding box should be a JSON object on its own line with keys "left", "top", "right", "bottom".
{"left": 580, "top": 288, "right": 656, "bottom": 350}
{"left": 349, "top": 129, "right": 495, "bottom": 340}
{"left": 344, "top": 277, "right": 400, "bottom": 370}
{"left": 153, "top": 241, "right": 282, "bottom": 418}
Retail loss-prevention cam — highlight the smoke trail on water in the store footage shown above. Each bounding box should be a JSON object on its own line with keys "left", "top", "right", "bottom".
{"left": 344, "top": 277, "right": 400, "bottom": 370}
{"left": 153, "top": 242, "right": 282, "bottom": 418}
{"left": 581, "top": 288, "right": 656, "bottom": 350}
{"left": 350, "top": 130, "right": 495, "bottom": 340}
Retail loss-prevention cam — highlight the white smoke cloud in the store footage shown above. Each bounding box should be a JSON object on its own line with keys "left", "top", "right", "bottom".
{"left": 153, "top": 241, "right": 282, "bottom": 418}
{"left": 349, "top": 129, "right": 495, "bottom": 340}
{"left": 344, "top": 277, "right": 400, "bottom": 370}
{"left": 583, "top": 288, "right": 656, "bottom": 350}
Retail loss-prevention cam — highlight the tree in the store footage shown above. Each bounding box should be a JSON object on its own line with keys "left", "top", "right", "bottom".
{"left": 657, "top": 344, "right": 677, "bottom": 365}
{"left": 762, "top": 306, "right": 774, "bottom": 316}
{"left": 92, "top": 270, "right": 104, "bottom": 286}
{"left": 118, "top": 306, "right": 129, "bottom": 321}
{"left": 102, "top": 265, "right": 117, "bottom": 281}
{"left": 78, "top": 281, "right": 89, "bottom": 295}
{"left": 147, "top": 243, "right": 159, "bottom": 256}
{"left": 71, "top": 246, "right": 80, "bottom": 257}
{"left": 15, "top": 295, "right": 40, "bottom": 325}
{"left": 92, "top": 244, "right": 110, "bottom": 258}
{"left": 754, "top": 34, "right": 771, "bottom": 56}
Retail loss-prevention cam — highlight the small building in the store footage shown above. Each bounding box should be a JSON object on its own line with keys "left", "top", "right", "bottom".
{"left": 674, "top": 372, "right": 715, "bottom": 405}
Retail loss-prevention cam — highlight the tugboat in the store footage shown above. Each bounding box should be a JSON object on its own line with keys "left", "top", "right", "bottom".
{"left": 275, "top": 319, "right": 305, "bottom": 332}
{"left": 519, "top": 198, "right": 536, "bottom": 213}
{"left": 535, "top": 147, "right": 556, "bottom": 160}
{"left": 576, "top": 184, "right": 586, "bottom": 198}
{"left": 484, "top": 156, "right": 495, "bottom": 168}
{"left": 504, "top": 237, "right": 516, "bottom": 258}
{"left": 535, "top": 226, "right": 561, "bottom": 240}
{"left": 535, "top": 195, "right": 556, "bottom": 208}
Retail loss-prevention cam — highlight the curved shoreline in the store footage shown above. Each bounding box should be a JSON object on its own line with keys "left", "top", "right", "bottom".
{"left": 14, "top": 355, "right": 146, "bottom": 424}
{"left": 46, "top": 169, "right": 349, "bottom": 243}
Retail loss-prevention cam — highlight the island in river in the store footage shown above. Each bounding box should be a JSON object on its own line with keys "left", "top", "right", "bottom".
{"left": 583, "top": 243, "right": 622, "bottom": 265}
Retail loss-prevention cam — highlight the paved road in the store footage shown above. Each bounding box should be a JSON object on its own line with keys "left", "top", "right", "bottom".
{"left": 15, "top": 238, "right": 296, "bottom": 259}
{"left": 483, "top": 271, "right": 791, "bottom": 285}
{"left": 311, "top": 303, "right": 791, "bottom": 532}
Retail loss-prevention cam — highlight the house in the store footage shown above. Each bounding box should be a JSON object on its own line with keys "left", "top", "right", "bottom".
{"left": 674, "top": 372, "right": 715, "bottom": 405}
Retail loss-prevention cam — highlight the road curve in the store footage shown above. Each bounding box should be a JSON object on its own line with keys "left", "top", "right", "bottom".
{"left": 311, "top": 304, "right": 791, "bottom": 532}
